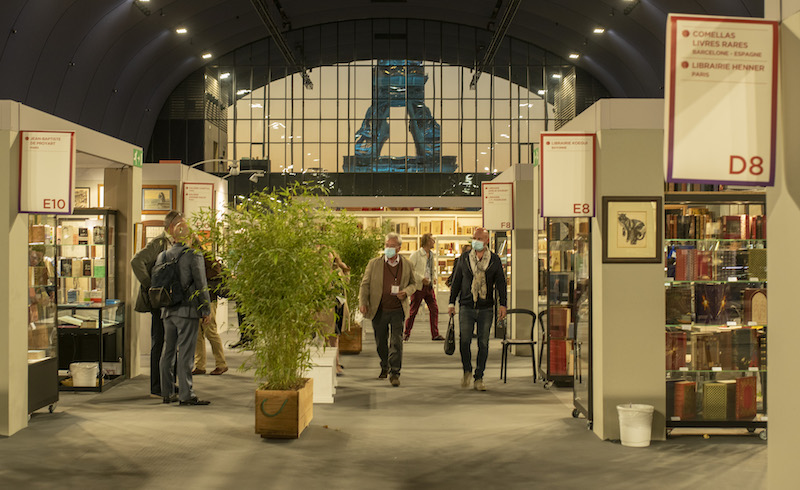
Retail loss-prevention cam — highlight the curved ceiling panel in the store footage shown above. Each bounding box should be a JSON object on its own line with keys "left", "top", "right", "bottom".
{"left": 0, "top": 0, "right": 763, "bottom": 148}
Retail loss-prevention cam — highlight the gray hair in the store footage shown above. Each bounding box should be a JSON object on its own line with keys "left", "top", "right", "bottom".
{"left": 385, "top": 232, "right": 402, "bottom": 246}
{"left": 164, "top": 210, "right": 183, "bottom": 229}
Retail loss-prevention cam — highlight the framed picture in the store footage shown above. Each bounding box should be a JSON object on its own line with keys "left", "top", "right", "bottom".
{"left": 142, "top": 185, "right": 176, "bottom": 214}
{"left": 602, "top": 196, "right": 663, "bottom": 263}
{"left": 74, "top": 187, "right": 90, "bottom": 208}
{"left": 142, "top": 220, "right": 165, "bottom": 248}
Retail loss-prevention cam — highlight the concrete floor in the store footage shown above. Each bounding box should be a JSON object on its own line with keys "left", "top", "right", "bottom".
{"left": 1, "top": 309, "right": 766, "bottom": 489}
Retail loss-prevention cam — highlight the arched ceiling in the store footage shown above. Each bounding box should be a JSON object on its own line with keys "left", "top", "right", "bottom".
{"left": 0, "top": 0, "right": 762, "bottom": 148}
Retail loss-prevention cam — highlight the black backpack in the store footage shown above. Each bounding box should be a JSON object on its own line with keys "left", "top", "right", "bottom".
{"left": 148, "top": 246, "right": 189, "bottom": 308}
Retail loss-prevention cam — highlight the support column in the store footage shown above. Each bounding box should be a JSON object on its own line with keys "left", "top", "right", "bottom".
{"left": 104, "top": 166, "right": 143, "bottom": 377}
{"left": 0, "top": 129, "right": 29, "bottom": 436}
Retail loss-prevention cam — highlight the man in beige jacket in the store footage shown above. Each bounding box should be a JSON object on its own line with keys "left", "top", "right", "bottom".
{"left": 359, "top": 233, "right": 418, "bottom": 387}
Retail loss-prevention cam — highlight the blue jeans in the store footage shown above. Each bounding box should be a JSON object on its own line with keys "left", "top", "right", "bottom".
{"left": 458, "top": 306, "right": 493, "bottom": 380}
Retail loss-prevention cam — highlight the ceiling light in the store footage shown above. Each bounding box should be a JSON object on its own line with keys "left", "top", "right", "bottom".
{"left": 201, "top": 53, "right": 212, "bottom": 59}
{"left": 251, "top": 103, "right": 263, "bottom": 108}
{"left": 569, "top": 53, "right": 580, "bottom": 59}
{"left": 552, "top": 73, "right": 562, "bottom": 79}
{"left": 138, "top": 0, "right": 150, "bottom": 2}
{"left": 236, "top": 89, "right": 251, "bottom": 95}
{"left": 220, "top": 72, "right": 230, "bottom": 79}
{"left": 176, "top": 28, "right": 188, "bottom": 34}
{"left": 593, "top": 27, "right": 605, "bottom": 34}
{"left": 537, "top": 90, "right": 546, "bottom": 95}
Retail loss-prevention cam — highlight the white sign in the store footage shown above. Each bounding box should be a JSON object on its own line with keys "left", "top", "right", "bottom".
{"left": 540, "top": 133, "right": 595, "bottom": 217}
{"left": 665, "top": 14, "right": 778, "bottom": 186}
{"left": 19, "top": 131, "right": 76, "bottom": 214}
{"left": 182, "top": 182, "right": 215, "bottom": 225}
{"left": 481, "top": 182, "right": 514, "bottom": 230}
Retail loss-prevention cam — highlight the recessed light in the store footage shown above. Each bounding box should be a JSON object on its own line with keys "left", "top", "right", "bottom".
{"left": 220, "top": 72, "right": 230, "bottom": 80}
{"left": 552, "top": 73, "right": 562, "bottom": 79}
{"left": 176, "top": 28, "right": 188, "bottom": 34}
{"left": 537, "top": 89, "right": 546, "bottom": 95}
{"left": 201, "top": 53, "right": 212, "bottom": 59}
{"left": 569, "top": 53, "right": 580, "bottom": 59}
{"left": 593, "top": 27, "right": 605, "bottom": 34}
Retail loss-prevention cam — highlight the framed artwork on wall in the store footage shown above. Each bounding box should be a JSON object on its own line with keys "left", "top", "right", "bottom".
{"left": 602, "top": 196, "right": 663, "bottom": 263}
{"left": 142, "top": 185, "right": 176, "bottom": 214}
{"left": 74, "top": 187, "right": 90, "bottom": 208}
{"left": 142, "top": 220, "right": 165, "bottom": 248}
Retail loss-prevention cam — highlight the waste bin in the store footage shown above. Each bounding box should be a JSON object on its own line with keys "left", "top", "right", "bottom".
{"left": 70, "top": 362, "right": 98, "bottom": 387}
{"left": 617, "top": 404, "right": 654, "bottom": 447}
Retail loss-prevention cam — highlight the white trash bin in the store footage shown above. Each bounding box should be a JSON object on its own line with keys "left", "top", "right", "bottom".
{"left": 617, "top": 404, "right": 654, "bottom": 447}
{"left": 70, "top": 362, "right": 98, "bottom": 387}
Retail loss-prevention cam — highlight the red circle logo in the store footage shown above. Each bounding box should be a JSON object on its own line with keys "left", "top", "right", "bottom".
{"left": 681, "top": 61, "right": 689, "bottom": 69}
{"left": 682, "top": 30, "right": 690, "bottom": 37}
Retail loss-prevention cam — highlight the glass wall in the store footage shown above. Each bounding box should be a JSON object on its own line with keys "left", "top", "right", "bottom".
{"left": 208, "top": 19, "right": 585, "bottom": 175}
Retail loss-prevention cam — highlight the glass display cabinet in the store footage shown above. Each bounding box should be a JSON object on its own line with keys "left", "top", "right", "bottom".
{"left": 28, "top": 215, "right": 59, "bottom": 413}
{"left": 56, "top": 209, "right": 116, "bottom": 305}
{"left": 664, "top": 192, "right": 767, "bottom": 439}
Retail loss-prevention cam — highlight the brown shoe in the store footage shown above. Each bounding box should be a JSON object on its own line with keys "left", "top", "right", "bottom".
{"left": 192, "top": 368, "right": 206, "bottom": 375}
{"left": 209, "top": 367, "right": 229, "bottom": 375}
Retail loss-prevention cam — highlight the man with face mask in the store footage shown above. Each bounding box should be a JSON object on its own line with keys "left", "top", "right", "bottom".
{"left": 359, "top": 233, "right": 418, "bottom": 387}
{"left": 448, "top": 227, "right": 507, "bottom": 391}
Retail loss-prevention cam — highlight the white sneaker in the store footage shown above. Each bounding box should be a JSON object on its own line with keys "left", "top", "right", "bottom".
{"left": 461, "top": 372, "right": 472, "bottom": 388}
{"left": 474, "top": 378, "right": 486, "bottom": 391}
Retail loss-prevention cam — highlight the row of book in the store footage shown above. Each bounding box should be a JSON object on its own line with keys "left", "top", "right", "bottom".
{"left": 665, "top": 327, "right": 765, "bottom": 371}
{"left": 664, "top": 183, "right": 724, "bottom": 192}
{"left": 666, "top": 285, "right": 766, "bottom": 325}
{"left": 668, "top": 377, "right": 757, "bottom": 421}
{"left": 59, "top": 258, "right": 106, "bottom": 278}
{"left": 32, "top": 225, "right": 109, "bottom": 246}
{"left": 667, "top": 248, "right": 766, "bottom": 282}
{"left": 665, "top": 214, "right": 766, "bottom": 240}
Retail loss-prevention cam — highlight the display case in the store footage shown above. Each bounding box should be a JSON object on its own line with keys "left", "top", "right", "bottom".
{"left": 57, "top": 302, "right": 125, "bottom": 391}
{"left": 27, "top": 215, "right": 59, "bottom": 413}
{"left": 56, "top": 209, "right": 116, "bottom": 304}
{"left": 663, "top": 193, "right": 767, "bottom": 438}
{"left": 544, "top": 217, "right": 592, "bottom": 397}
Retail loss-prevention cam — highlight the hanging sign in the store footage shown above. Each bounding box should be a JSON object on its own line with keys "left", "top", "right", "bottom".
{"left": 481, "top": 182, "right": 514, "bottom": 230}
{"left": 182, "top": 182, "right": 215, "bottom": 225}
{"left": 19, "top": 131, "right": 76, "bottom": 214}
{"left": 665, "top": 14, "right": 778, "bottom": 186}
{"left": 540, "top": 132, "right": 595, "bottom": 217}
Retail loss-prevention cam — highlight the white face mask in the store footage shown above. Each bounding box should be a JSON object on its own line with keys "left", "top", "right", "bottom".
{"left": 472, "top": 239, "right": 485, "bottom": 252}
{"left": 384, "top": 247, "right": 397, "bottom": 259}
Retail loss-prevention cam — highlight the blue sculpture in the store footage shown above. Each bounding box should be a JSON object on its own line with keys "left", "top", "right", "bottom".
{"left": 346, "top": 60, "right": 456, "bottom": 172}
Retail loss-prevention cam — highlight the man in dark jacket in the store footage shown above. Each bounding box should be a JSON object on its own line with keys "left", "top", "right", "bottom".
{"left": 131, "top": 210, "right": 184, "bottom": 398}
{"left": 448, "top": 227, "right": 507, "bottom": 391}
{"left": 156, "top": 220, "right": 212, "bottom": 405}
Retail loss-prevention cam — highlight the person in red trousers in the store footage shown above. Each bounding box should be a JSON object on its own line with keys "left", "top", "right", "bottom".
{"left": 404, "top": 233, "right": 444, "bottom": 341}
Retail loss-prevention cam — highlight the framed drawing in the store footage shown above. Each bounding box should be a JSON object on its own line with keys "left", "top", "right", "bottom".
{"left": 602, "top": 196, "right": 663, "bottom": 263}
{"left": 142, "top": 185, "right": 176, "bottom": 214}
{"left": 74, "top": 187, "right": 90, "bottom": 208}
{"left": 142, "top": 220, "right": 165, "bottom": 248}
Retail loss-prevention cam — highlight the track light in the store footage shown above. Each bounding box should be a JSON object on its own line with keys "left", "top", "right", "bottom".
{"left": 249, "top": 171, "right": 266, "bottom": 183}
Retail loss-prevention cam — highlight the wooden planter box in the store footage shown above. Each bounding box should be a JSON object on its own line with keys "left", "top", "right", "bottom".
{"left": 255, "top": 378, "right": 313, "bottom": 439}
{"left": 339, "top": 325, "right": 362, "bottom": 354}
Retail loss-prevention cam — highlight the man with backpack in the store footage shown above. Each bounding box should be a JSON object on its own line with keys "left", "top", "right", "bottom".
{"left": 131, "top": 210, "right": 184, "bottom": 398}
{"left": 152, "top": 220, "right": 212, "bottom": 406}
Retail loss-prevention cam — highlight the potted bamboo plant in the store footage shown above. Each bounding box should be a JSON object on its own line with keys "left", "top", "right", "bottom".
{"left": 199, "top": 184, "right": 344, "bottom": 438}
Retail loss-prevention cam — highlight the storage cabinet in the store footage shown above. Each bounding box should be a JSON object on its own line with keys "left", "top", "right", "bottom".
{"left": 664, "top": 193, "right": 767, "bottom": 436}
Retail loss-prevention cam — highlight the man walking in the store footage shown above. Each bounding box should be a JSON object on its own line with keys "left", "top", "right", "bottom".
{"left": 131, "top": 210, "right": 184, "bottom": 398}
{"left": 448, "top": 227, "right": 507, "bottom": 391}
{"left": 359, "top": 233, "right": 418, "bottom": 387}
{"left": 157, "top": 220, "right": 212, "bottom": 406}
{"left": 404, "top": 233, "right": 443, "bottom": 341}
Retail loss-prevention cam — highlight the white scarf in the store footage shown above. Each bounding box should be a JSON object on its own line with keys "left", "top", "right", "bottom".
{"left": 469, "top": 249, "right": 490, "bottom": 303}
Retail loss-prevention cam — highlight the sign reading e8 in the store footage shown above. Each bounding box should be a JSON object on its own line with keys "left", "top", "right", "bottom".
{"left": 573, "top": 203, "right": 591, "bottom": 214}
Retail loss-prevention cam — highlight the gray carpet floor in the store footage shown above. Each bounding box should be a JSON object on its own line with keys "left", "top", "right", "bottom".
{"left": 1, "top": 311, "right": 766, "bottom": 489}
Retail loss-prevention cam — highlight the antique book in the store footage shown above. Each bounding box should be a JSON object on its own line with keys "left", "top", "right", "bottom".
{"left": 696, "top": 250, "right": 713, "bottom": 280}
{"left": 666, "top": 286, "right": 692, "bottom": 324}
{"left": 675, "top": 247, "right": 697, "bottom": 281}
{"left": 721, "top": 215, "right": 747, "bottom": 239}
{"left": 732, "top": 328, "right": 756, "bottom": 370}
{"left": 674, "top": 381, "right": 697, "bottom": 420}
{"left": 29, "top": 225, "right": 45, "bottom": 243}
{"left": 431, "top": 220, "right": 443, "bottom": 235}
{"left": 692, "top": 332, "right": 721, "bottom": 370}
{"left": 743, "top": 288, "right": 767, "bottom": 324}
{"left": 695, "top": 283, "right": 729, "bottom": 324}
{"left": 92, "top": 227, "right": 105, "bottom": 245}
{"left": 735, "top": 376, "right": 757, "bottom": 420}
{"left": 718, "top": 330, "right": 734, "bottom": 370}
{"left": 420, "top": 221, "right": 431, "bottom": 234}
{"left": 442, "top": 219, "right": 455, "bottom": 235}
{"left": 747, "top": 249, "right": 767, "bottom": 280}
{"left": 60, "top": 258, "right": 73, "bottom": 277}
{"left": 703, "top": 380, "right": 736, "bottom": 420}
{"left": 549, "top": 306, "right": 570, "bottom": 339}
{"left": 666, "top": 331, "right": 687, "bottom": 370}
{"left": 82, "top": 259, "right": 93, "bottom": 276}
{"left": 549, "top": 339, "right": 569, "bottom": 375}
